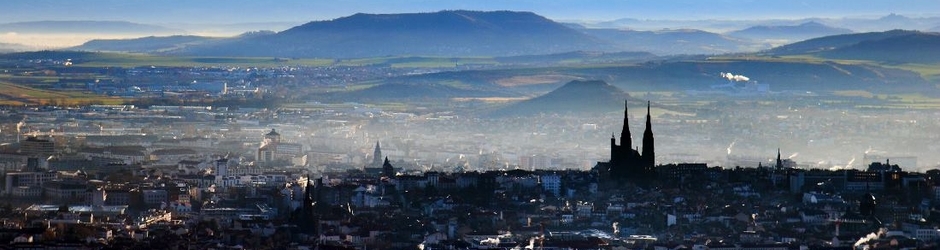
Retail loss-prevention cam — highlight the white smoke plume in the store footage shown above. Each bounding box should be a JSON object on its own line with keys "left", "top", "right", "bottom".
{"left": 16, "top": 118, "right": 25, "bottom": 134}
{"left": 726, "top": 140, "right": 736, "bottom": 155}
{"left": 854, "top": 232, "right": 880, "bottom": 248}
{"left": 721, "top": 72, "right": 750, "bottom": 82}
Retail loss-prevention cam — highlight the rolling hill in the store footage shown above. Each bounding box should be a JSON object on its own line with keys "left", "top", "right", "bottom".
{"left": 489, "top": 80, "right": 636, "bottom": 117}
{"left": 73, "top": 35, "right": 219, "bottom": 53}
{"left": 818, "top": 32, "right": 940, "bottom": 63}
{"left": 766, "top": 30, "right": 940, "bottom": 63}
{"left": 176, "top": 10, "right": 614, "bottom": 58}
{"left": 727, "top": 21, "right": 853, "bottom": 42}
{"left": 766, "top": 29, "right": 923, "bottom": 55}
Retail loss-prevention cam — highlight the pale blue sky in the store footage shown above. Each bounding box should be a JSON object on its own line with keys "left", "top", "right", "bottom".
{"left": 4, "top": 0, "right": 939, "bottom": 23}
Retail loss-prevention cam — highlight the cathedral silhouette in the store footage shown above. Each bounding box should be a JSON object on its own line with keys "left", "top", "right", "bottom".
{"left": 595, "top": 100, "right": 656, "bottom": 182}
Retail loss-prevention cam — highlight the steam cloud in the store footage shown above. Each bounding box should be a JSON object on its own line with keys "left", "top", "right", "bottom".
{"left": 854, "top": 232, "right": 880, "bottom": 247}
{"left": 721, "top": 72, "right": 750, "bottom": 82}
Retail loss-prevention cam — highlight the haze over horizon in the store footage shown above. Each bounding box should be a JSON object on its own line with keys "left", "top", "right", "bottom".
{"left": 2, "top": 0, "right": 939, "bottom": 24}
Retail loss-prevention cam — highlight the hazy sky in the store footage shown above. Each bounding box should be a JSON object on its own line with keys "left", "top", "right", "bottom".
{"left": 3, "top": 0, "right": 939, "bottom": 24}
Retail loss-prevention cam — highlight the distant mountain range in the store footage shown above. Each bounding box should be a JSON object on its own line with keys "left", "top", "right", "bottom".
{"left": 68, "top": 10, "right": 770, "bottom": 57}
{"left": 830, "top": 14, "right": 940, "bottom": 33}
{"left": 727, "top": 22, "right": 853, "bottom": 43}
{"left": 579, "top": 28, "right": 766, "bottom": 55}
{"left": 589, "top": 14, "right": 940, "bottom": 33}
{"left": 0, "top": 21, "right": 183, "bottom": 34}
{"left": 490, "top": 80, "right": 636, "bottom": 117}
{"left": 26, "top": 11, "right": 940, "bottom": 62}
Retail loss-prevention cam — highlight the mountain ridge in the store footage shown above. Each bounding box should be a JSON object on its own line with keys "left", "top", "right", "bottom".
{"left": 176, "top": 10, "right": 615, "bottom": 58}
{"left": 766, "top": 29, "right": 923, "bottom": 55}
{"left": 818, "top": 32, "right": 940, "bottom": 63}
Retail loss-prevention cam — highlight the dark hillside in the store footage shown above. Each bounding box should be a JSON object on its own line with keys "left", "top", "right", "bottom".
{"left": 818, "top": 32, "right": 940, "bottom": 63}
{"left": 490, "top": 80, "right": 636, "bottom": 117}
{"left": 73, "top": 35, "right": 218, "bottom": 53}
{"left": 767, "top": 30, "right": 921, "bottom": 55}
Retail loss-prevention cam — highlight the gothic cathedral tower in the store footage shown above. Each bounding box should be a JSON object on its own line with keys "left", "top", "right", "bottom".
{"left": 605, "top": 100, "right": 656, "bottom": 182}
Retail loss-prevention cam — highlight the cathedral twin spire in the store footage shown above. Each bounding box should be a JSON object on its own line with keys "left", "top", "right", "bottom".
{"left": 616, "top": 100, "right": 653, "bottom": 152}
{"left": 621, "top": 101, "right": 632, "bottom": 150}
{"left": 642, "top": 101, "right": 654, "bottom": 161}
{"left": 608, "top": 100, "right": 656, "bottom": 181}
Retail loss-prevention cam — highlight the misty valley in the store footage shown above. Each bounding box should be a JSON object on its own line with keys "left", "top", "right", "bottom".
{"left": 1, "top": 6, "right": 940, "bottom": 250}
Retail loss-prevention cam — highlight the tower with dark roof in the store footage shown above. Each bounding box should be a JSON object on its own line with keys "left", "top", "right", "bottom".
{"left": 298, "top": 176, "right": 328, "bottom": 235}
{"left": 382, "top": 157, "right": 395, "bottom": 177}
{"left": 265, "top": 129, "right": 281, "bottom": 144}
{"left": 258, "top": 129, "right": 281, "bottom": 163}
{"left": 297, "top": 176, "right": 317, "bottom": 234}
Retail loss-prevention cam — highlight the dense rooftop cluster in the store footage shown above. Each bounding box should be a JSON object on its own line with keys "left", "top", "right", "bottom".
{"left": 1, "top": 103, "right": 940, "bottom": 249}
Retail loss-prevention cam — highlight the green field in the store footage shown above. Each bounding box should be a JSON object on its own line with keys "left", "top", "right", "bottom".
{"left": 22, "top": 52, "right": 502, "bottom": 68}
{"left": 71, "top": 53, "right": 335, "bottom": 67}
{"left": 0, "top": 81, "right": 125, "bottom": 106}
{"left": 759, "top": 55, "right": 940, "bottom": 83}
{"left": 884, "top": 63, "right": 940, "bottom": 83}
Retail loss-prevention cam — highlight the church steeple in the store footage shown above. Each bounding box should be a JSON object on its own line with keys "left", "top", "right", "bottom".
{"left": 299, "top": 175, "right": 317, "bottom": 233}
{"left": 372, "top": 141, "right": 383, "bottom": 167}
{"left": 302, "top": 175, "right": 313, "bottom": 211}
{"left": 620, "top": 100, "right": 632, "bottom": 150}
{"left": 776, "top": 148, "right": 783, "bottom": 169}
{"left": 642, "top": 101, "right": 654, "bottom": 169}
